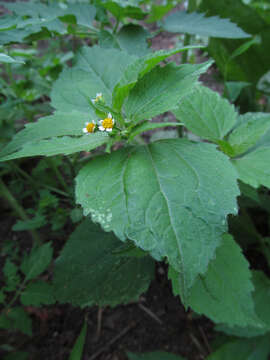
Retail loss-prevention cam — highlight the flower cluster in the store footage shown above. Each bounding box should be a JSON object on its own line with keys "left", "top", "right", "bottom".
{"left": 83, "top": 93, "right": 115, "bottom": 134}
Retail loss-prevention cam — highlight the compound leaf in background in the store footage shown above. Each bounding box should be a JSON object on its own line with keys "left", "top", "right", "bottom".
{"left": 227, "top": 113, "right": 270, "bottom": 156}
{"left": 232, "top": 146, "right": 270, "bottom": 188}
{"left": 124, "top": 61, "right": 211, "bottom": 123}
{"left": 21, "top": 281, "right": 55, "bottom": 306}
{"left": 21, "top": 242, "right": 53, "bottom": 281}
{"left": 76, "top": 138, "right": 239, "bottom": 302}
{"left": 53, "top": 219, "right": 155, "bottom": 307}
{"left": 206, "top": 336, "right": 270, "bottom": 360}
{"left": 173, "top": 86, "right": 237, "bottom": 142}
{"left": 163, "top": 11, "right": 250, "bottom": 38}
{"left": 169, "top": 234, "right": 261, "bottom": 327}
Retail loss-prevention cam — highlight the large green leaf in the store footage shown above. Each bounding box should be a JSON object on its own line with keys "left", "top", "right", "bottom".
{"left": 173, "top": 85, "right": 237, "bottom": 142}
{"left": 163, "top": 11, "right": 250, "bottom": 38}
{"left": 169, "top": 234, "right": 261, "bottom": 327}
{"left": 228, "top": 113, "right": 270, "bottom": 156}
{"left": 216, "top": 271, "right": 270, "bottom": 337}
{"left": 206, "top": 336, "right": 270, "bottom": 360}
{"left": 232, "top": 146, "right": 270, "bottom": 188}
{"left": 124, "top": 62, "right": 211, "bottom": 123}
{"left": 0, "top": 134, "right": 109, "bottom": 161}
{"left": 52, "top": 219, "right": 154, "bottom": 307}
{"left": 76, "top": 138, "right": 239, "bottom": 300}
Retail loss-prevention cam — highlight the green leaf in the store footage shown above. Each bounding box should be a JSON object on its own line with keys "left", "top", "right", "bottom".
{"left": 21, "top": 281, "right": 55, "bottom": 306}
{"left": 3, "top": 351, "right": 29, "bottom": 360}
{"left": 3, "top": 260, "right": 20, "bottom": 292}
{"left": 206, "top": 336, "right": 270, "bottom": 360}
{"left": 0, "top": 307, "right": 32, "bottom": 336}
{"left": 232, "top": 146, "right": 270, "bottom": 188}
{"left": 216, "top": 271, "right": 270, "bottom": 337}
{"left": 69, "top": 320, "right": 87, "bottom": 360}
{"left": 12, "top": 214, "right": 47, "bottom": 231}
{"left": 21, "top": 243, "right": 53, "bottom": 281}
{"left": 163, "top": 11, "right": 250, "bottom": 38}
{"left": 169, "top": 234, "right": 261, "bottom": 327}
{"left": 129, "top": 121, "right": 182, "bottom": 141}
{"left": 224, "top": 81, "right": 250, "bottom": 102}
{"left": 0, "top": 134, "right": 109, "bottom": 161}
{"left": 53, "top": 219, "right": 154, "bottom": 307}
{"left": 0, "top": 111, "right": 95, "bottom": 158}
{"left": 76, "top": 138, "right": 239, "bottom": 300}
{"left": 51, "top": 46, "right": 137, "bottom": 113}
{"left": 112, "top": 46, "right": 206, "bottom": 111}
{"left": 116, "top": 24, "right": 150, "bottom": 56}
{"left": 127, "top": 351, "right": 187, "bottom": 360}
{"left": 173, "top": 85, "right": 237, "bottom": 142}
{"left": 124, "top": 62, "right": 211, "bottom": 123}
{"left": 228, "top": 113, "right": 270, "bottom": 156}
{"left": 0, "top": 53, "right": 24, "bottom": 64}
{"left": 200, "top": 0, "right": 270, "bottom": 85}
{"left": 98, "top": 0, "right": 146, "bottom": 20}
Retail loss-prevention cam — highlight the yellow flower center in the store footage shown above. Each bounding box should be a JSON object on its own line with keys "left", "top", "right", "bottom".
{"left": 86, "top": 123, "right": 95, "bottom": 133}
{"left": 101, "top": 117, "right": 114, "bottom": 129}
{"left": 94, "top": 95, "right": 102, "bottom": 102}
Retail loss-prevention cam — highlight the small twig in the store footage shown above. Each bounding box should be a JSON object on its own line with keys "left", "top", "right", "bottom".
{"left": 189, "top": 333, "right": 207, "bottom": 358}
{"left": 95, "top": 307, "right": 103, "bottom": 342}
{"left": 88, "top": 322, "right": 136, "bottom": 360}
{"left": 198, "top": 326, "right": 212, "bottom": 355}
{"left": 138, "top": 303, "right": 163, "bottom": 325}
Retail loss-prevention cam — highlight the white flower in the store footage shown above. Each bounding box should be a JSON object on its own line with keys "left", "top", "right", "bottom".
{"left": 98, "top": 113, "right": 115, "bottom": 132}
{"left": 91, "top": 92, "right": 103, "bottom": 104}
{"left": 82, "top": 120, "right": 96, "bottom": 134}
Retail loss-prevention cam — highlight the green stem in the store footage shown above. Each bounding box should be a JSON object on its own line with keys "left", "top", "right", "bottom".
{"left": 0, "top": 178, "right": 41, "bottom": 244}
{"left": 182, "top": 0, "right": 197, "bottom": 64}
{"left": 113, "top": 19, "right": 120, "bottom": 34}
{"left": 46, "top": 158, "right": 71, "bottom": 195}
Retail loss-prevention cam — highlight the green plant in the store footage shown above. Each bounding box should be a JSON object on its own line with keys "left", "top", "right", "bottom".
{"left": 1, "top": 1, "right": 270, "bottom": 359}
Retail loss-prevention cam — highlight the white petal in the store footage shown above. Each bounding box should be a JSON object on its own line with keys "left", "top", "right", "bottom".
{"left": 85, "top": 122, "right": 89, "bottom": 125}
{"left": 99, "top": 120, "right": 103, "bottom": 125}
{"left": 99, "top": 126, "right": 105, "bottom": 131}
{"left": 106, "top": 128, "right": 113, "bottom": 132}
{"left": 83, "top": 128, "right": 87, "bottom": 133}
{"left": 92, "top": 120, "right": 96, "bottom": 124}
{"left": 91, "top": 99, "right": 95, "bottom": 104}
{"left": 112, "top": 119, "right": 115, "bottom": 124}
{"left": 97, "top": 92, "right": 102, "bottom": 97}
{"left": 108, "top": 113, "right": 112, "bottom": 118}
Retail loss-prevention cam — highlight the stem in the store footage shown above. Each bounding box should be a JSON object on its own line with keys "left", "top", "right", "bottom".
{"left": 113, "top": 19, "right": 119, "bottom": 34}
{"left": 182, "top": 0, "right": 197, "bottom": 64}
{"left": 0, "top": 178, "right": 41, "bottom": 244}
{"left": 46, "top": 158, "right": 71, "bottom": 195}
